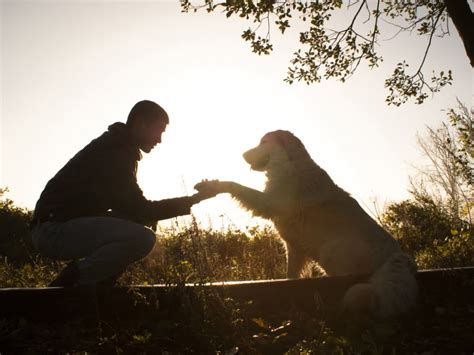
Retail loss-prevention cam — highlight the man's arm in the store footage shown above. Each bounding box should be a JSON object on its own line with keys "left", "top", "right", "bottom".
{"left": 144, "top": 189, "right": 217, "bottom": 221}
{"left": 107, "top": 150, "right": 217, "bottom": 224}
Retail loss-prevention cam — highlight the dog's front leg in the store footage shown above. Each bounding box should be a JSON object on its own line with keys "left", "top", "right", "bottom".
{"left": 219, "top": 181, "right": 277, "bottom": 219}
{"left": 195, "top": 180, "right": 278, "bottom": 218}
{"left": 286, "top": 243, "right": 307, "bottom": 279}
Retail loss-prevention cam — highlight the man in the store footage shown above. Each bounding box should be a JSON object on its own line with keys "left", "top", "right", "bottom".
{"left": 31, "top": 100, "right": 216, "bottom": 287}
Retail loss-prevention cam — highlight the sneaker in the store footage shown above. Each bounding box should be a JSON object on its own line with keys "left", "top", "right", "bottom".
{"left": 49, "top": 261, "right": 80, "bottom": 287}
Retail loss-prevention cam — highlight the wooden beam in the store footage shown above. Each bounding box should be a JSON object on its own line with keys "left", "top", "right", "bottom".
{"left": 0, "top": 267, "right": 473, "bottom": 321}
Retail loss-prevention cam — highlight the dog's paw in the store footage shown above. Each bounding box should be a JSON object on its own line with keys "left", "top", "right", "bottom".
{"left": 194, "top": 179, "right": 221, "bottom": 193}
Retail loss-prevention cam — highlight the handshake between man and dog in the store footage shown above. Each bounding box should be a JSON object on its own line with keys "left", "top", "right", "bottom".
{"left": 33, "top": 99, "right": 416, "bottom": 318}
{"left": 195, "top": 130, "right": 418, "bottom": 320}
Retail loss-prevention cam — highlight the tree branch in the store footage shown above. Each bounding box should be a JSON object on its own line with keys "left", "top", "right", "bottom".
{"left": 412, "top": 8, "right": 443, "bottom": 80}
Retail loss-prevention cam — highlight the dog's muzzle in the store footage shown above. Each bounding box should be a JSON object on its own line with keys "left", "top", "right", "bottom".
{"left": 243, "top": 148, "right": 269, "bottom": 171}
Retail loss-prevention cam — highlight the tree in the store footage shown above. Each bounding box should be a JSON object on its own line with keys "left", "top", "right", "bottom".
{"left": 380, "top": 102, "right": 473, "bottom": 268}
{"left": 181, "top": 0, "right": 473, "bottom": 106}
{"left": 411, "top": 100, "right": 473, "bottom": 221}
{"left": 446, "top": 99, "right": 474, "bottom": 188}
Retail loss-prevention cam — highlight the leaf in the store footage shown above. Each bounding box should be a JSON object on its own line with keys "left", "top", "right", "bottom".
{"left": 252, "top": 317, "right": 269, "bottom": 329}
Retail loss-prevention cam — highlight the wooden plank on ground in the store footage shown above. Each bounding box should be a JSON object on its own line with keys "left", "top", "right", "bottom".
{"left": 0, "top": 267, "right": 473, "bottom": 321}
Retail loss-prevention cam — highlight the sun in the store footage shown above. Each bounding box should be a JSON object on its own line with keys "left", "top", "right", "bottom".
{"left": 134, "top": 95, "right": 276, "bottom": 230}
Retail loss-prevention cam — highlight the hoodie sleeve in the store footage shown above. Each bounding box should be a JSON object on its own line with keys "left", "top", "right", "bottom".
{"left": 107, "top": 147, "right": 194, "bottom": 223}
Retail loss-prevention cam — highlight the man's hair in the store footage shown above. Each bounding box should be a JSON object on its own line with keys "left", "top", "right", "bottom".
{"left": 126, "top": 100, "right": 169, "bottom": 126}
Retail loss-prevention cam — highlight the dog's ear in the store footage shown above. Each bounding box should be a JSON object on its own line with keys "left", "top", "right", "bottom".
{"left": 267, "top": 130, "right": 311, "bottom": 161}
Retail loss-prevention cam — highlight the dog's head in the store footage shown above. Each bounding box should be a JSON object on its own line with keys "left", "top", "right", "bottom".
{"left": 243, "top": 130, "right": 311, "bottom": 171}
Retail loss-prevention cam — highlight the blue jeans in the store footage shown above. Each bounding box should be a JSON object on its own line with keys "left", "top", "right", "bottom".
{"left": 31, "top": 217, "right": 156, "bottom": 285}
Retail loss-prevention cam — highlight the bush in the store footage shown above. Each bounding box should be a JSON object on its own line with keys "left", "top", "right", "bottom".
{"left": 381, "top": 195, "right": 469, "bottom": 254}
{"left": 381, "top": 194, "right": 473, "bottom": 269}
{"left": 0, "top": 257, "right": 63, "bottom": 288}
{"left": 416, "top": 229, "right": 474, "bottom": 269}
{"left": 0, "top": 188, "right": 36, "bottom": 265}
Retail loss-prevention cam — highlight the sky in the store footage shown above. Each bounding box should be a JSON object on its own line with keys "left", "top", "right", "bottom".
{"left": 1, "top": 0, "right": 472, "bottom": 231}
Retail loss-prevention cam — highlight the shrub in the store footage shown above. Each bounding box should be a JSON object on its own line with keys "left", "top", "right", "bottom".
{"left": 0, "top": 188, "right": 36, "bottom": 264}
{"left": 381, "top": 195, "right": 473, "bottom": 269}
{"left": 416, "top": 228, "right": 474, "bottom": 269}
{"left": 381, "top": 195, "right": 469, "bottom": 255}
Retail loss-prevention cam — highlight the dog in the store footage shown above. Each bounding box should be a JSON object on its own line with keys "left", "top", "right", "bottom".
{"left": 195, "top": 130, "right": 418, "bottom": 319}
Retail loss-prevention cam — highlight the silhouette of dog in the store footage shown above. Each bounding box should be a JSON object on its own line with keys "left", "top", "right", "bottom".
{"left": 196, "top": 130, "right": 417, "bottom": 319}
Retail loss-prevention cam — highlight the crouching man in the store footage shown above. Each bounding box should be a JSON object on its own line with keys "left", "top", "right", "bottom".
{"left": 31, "top": 100, "right": 216, "bottom": 287}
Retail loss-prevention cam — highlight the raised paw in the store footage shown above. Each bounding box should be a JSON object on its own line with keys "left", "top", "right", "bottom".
{"left": 194, "top": 179, "right": 222, "bottom": 194}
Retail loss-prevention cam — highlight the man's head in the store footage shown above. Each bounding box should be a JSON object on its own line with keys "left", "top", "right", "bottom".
{"left": 126, "top": 100, "right": 169, "bottom": 153}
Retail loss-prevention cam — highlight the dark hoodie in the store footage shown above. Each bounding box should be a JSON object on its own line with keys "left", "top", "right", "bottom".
{"left": 32, "top": 122, "right": 194, "bottom": 228}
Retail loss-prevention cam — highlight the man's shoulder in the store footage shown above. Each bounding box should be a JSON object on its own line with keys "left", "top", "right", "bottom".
{"left": 76, "top": 122, "right": 140, "bottom": 162}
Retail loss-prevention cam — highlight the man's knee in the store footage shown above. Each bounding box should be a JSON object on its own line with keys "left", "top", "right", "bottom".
{"left": 135, "top": 227, "right": 156, "bottom": 257}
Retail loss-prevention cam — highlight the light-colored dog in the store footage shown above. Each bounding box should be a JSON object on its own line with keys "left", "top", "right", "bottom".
{"left": 195, "top": 130, "right": 417, "bottom": 319}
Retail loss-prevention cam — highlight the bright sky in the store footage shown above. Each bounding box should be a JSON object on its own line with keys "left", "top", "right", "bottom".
{"left": 1, "top": 1, "right": 472, "bottom": 231}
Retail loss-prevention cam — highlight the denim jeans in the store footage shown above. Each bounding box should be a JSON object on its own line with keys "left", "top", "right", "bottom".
{"left": 31, "top": 217, "right": 156, "bottom": 285}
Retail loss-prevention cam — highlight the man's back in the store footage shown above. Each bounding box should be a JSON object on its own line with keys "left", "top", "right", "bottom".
{"left": 33, "top": 122, "right": 141, "bottom": 223}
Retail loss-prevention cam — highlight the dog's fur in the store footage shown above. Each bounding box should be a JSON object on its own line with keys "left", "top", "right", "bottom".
{"left": 195, "top": 130, "right": 418, "bottom": 319}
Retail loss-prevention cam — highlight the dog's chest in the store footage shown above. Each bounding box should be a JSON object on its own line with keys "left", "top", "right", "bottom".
{"left": 272, "top": 205, "right": 332, "bottom": 250}
{"left": 273, "top": 213, "right": 307, "bottom": 243}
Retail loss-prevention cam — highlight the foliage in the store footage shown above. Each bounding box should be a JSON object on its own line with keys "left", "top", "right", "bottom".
{"left": 180, "top": 0, "right": 460, "bottom": 106}
{"left": 381, "top": 193, "right": 473, "bottom": 268}
{"left": 416, "top": 229, "right": 474, "bottom": 269}
{"left": 409, "top": 100, "right": 473, "bottom": 220}
{"left": 446, "top": 99, "right": 474, "bottom": 187}
{"left": 0, "top": 188, "right": 35, "bottom": 265}
{"left": 0, "top": 257, "right": 63, "bottom": 288}
{"left": 380, "top": 101, "right": 473, "bottom": 268}
{"left": 381, "top": 194, "right": 465, "bottom": 254}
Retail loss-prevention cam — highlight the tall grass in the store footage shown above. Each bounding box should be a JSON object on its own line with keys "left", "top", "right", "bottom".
{"left": 0, "top": 217, "right": 288, "bottom": 288}
{"left": 121, "top": 218, "right": 288, "bottom": 286}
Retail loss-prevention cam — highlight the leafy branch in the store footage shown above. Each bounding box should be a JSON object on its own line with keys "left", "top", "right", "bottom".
{"left": 181, "top": 0, "right": 455, "bottom": 106}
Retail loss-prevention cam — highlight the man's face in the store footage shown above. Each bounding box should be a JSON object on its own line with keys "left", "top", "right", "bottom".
{"left": 134, "top": 117, "right": 168, "bottom": 153}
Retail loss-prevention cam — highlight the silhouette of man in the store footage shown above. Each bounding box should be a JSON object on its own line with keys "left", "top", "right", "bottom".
{"left": 31, "top": 100, "right": 216, "bottom": 287}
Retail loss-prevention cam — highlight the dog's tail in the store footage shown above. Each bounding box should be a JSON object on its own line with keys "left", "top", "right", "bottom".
{"left": 342, "top": 252, "right": 418, "bottom": 319}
